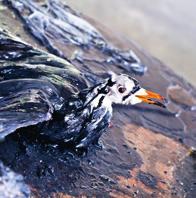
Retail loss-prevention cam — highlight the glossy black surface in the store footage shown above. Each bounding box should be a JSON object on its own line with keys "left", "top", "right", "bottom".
{"left": 0, "top": 0, "right": 195, "bottom": 197}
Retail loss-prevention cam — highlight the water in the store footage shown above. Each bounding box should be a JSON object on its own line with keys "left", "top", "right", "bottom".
{"left": 66, "top": 0, "right": 196, "bottom": 86}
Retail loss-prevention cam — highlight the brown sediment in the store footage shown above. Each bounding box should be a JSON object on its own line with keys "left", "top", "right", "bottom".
{"left": 116, "top": 123, "right": 187, "bottom": 198}
{"left": 167, "top": 85, "right": 196, "bottom": 108}
{"left": 110, "top": 191, "right": 134, "bottom": 198}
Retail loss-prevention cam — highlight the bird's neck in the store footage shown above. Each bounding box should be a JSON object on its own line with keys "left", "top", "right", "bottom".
{"left": 61, "top": 79, "right": 113, "bottom": 120}
{"left": 88, "top": 93, "right": 112, "bottom": 112}
{"left": 81, "top": 81, "right": 113, "bottom": 114}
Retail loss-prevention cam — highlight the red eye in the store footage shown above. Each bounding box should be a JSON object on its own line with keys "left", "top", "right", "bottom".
{"left": 118, "top": 87, "right": 126, "bottom": 93}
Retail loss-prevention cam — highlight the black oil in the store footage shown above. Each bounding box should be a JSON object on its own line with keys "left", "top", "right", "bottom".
{"left": 4, "top": 0, "right": 147, "bottom": 75}
{"left": 137, "top": 171, "right": 157, "bottom": 189}
{"left": 0, "top": 0, "right": 195, "bottom": 197}
{"left": 0, "top": 27, "right": 143, "bottom": 197}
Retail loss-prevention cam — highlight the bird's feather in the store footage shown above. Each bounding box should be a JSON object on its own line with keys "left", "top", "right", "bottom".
{"left": 0, "top": 79, "right": 61, "bottom": 139}
{"left": 0, "top": 29, "right": 87, "bottom": 140}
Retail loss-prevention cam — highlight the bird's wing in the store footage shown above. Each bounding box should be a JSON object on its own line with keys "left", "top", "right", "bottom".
{"left": 0, "top": 29, "right": 88, "bottom": 139}
{"left": 0, "top": 78, "right": 62, "bottom": 139}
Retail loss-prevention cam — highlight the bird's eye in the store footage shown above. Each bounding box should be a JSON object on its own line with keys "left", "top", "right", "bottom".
{"left": 118, "top": 87, "right": 126, "bottom": 93}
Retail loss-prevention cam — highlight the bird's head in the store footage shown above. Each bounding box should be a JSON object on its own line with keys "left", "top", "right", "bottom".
{"left": 106, "top": 72, "right": 166, "bottom": 108}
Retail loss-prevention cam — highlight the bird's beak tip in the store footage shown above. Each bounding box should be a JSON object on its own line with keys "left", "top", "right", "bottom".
{"left": 136, "top": 89, "right": 167, "bottom": 108}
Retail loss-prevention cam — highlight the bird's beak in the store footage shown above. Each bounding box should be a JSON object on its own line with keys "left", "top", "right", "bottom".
{"left": 136, "top": 89, "right": 166, "bottom": 108}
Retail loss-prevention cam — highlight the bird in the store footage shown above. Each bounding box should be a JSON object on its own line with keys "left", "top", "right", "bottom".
{"left": 52, "top": 71, "right": 166, "bottom": 150}
{"left": 0, "top": 31, "right": 166, "bottom": 151}
{"left": 0, "top": 70, "right": 166, "bottom": 151}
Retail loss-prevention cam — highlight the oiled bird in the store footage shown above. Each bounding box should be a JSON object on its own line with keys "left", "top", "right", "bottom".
{"left": 0, "top": 70, "right": 165, "bottom": 150}
{"left": 0, "top": 32, "right": 166, "bottom": 150}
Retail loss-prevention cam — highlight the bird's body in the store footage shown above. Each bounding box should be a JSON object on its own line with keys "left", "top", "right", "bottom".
{"left": 0, "top": 31, "right": 166, "bottom": 150}
{"left": 0, "top": 71, "right": 165, "bottom": 150}
{"left": 0, "top": 67, "right": 113, "bottom": 149}
{"left": 38, "top": 80, "right": 114, "bottom": 149}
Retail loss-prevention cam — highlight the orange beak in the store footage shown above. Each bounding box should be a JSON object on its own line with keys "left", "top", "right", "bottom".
{"left": 136, "top": 90, "right": 166, "bottom": 108}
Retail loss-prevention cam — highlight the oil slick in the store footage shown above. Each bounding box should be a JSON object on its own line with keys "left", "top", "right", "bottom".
{"left": 6, "top": 0, "right": 147, "bottom": 75}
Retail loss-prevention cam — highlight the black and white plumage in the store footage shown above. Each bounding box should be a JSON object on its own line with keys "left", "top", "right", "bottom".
{"left": 0, "top": 72, "right": 165, "bottom": 150}
{"left": 0, "top": 31, "right": 166, "bottom": 150}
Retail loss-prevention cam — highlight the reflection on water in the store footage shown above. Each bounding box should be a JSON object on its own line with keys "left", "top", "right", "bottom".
{"left": 66, "top": 0, "right": 196, "bottom": 86}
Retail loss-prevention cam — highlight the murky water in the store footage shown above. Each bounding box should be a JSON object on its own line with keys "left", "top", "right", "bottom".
{"left": 66, "top": 0, "right": 196, "bottom": 86}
